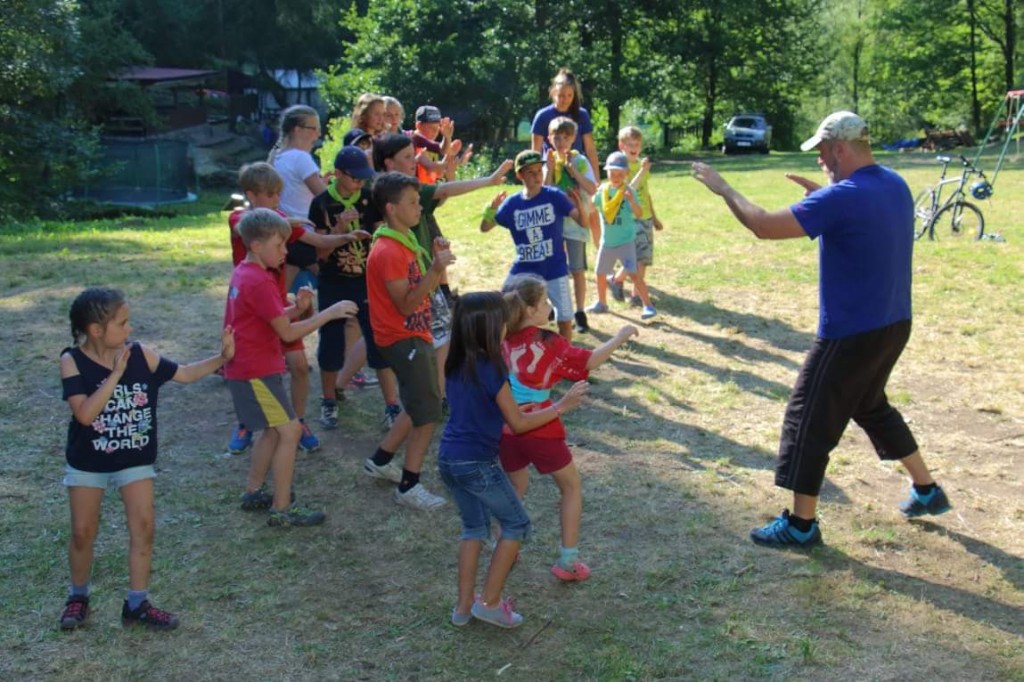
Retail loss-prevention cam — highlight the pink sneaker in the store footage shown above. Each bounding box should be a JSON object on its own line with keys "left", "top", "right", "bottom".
{"left": 550, "top": 560, "right": 591, "bottom": 582}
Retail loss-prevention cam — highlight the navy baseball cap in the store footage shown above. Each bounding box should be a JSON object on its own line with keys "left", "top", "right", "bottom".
{"left": 415, "top": 105, "right": 442, "bottom": 123}
{"left": 334, "top": 146, "right": 374, "bottom": 179}
{"left": 343, "top": 128, "right": 372, "bottom": 147}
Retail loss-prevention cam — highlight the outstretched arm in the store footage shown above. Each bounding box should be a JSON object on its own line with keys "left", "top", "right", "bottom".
{"left": 691, "top": 162, "right": 806, "bottom": 240}
{"left": 435, "top": 159, "right": 514, "bottom": 200}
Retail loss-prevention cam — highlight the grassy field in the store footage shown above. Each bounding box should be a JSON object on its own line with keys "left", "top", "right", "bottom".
{"left": 1, "top": 149, "right": 1022, "bottom": 681}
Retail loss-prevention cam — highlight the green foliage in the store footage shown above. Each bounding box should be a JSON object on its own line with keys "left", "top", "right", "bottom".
{"left": 320, "top": 0, "right": 536, "bottom": 146}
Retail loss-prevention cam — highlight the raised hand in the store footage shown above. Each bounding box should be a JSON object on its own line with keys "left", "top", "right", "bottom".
{"left": 691, "top": 162, "right": 731, "bottom": 196}
{"left": 557, "top": 380, "right": 590, "bottom": 413}
{"left": 490, "top": 159, "right": 514, "bottom": 183}
{"left": 784, "top": 173, "right": 822, "bottom": 196}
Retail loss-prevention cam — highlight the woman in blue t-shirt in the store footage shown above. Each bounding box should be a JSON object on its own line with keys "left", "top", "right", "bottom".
{"left": 58, "top": 288, "right": 233, "bottom": 632}
{"left": 439, "top": 291, "right": 587, "bottom": 629}
{"left": 530, "top": 68, "right": 601, "bottom": 180}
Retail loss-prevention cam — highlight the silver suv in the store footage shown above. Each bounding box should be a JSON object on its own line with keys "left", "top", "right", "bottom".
{"left": 723, "top": 114, "right": 772, "bottom": 154}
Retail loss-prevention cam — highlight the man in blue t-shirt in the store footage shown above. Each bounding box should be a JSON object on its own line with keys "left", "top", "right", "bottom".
{"left": 692, "top": 111, "right": 952, "bottom": 548}
{"left": 481, "top": 150, "right": 584, "bottom": 340}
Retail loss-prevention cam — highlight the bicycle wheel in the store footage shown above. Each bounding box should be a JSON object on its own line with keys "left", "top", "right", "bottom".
{"left": 912, "top": 189, "right": 937, "bottom": 240}
{"left": 932, "top": 201, "right": 984, "bottom": 240}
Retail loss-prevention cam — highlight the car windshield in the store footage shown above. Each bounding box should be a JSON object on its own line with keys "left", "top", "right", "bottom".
{"left": 732, "top": 118, "right": 760, "bottom": 128}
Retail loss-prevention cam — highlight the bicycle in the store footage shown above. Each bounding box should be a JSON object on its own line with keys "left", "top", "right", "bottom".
{"left": 913, "top": 154, "right": 993, "bottom": 241}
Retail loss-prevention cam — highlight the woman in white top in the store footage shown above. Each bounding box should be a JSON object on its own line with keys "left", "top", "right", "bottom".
{"left": 268, "top": 105, "right": 327, "bottom": 219}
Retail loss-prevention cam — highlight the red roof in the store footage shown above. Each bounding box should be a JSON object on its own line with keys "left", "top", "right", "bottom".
{"left": 113, "top": 67, "right": 218, "bottom": 84}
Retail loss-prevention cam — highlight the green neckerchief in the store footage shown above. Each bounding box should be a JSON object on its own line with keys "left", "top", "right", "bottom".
{"left": 326, "top": 179, "right": 361, "bottom": 231}
{"left": 372, "top": 225, "right": 431, "bottom": 276}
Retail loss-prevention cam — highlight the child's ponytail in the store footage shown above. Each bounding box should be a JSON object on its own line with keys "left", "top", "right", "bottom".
{"left": 502, "top": 274, "right": 548, "bottom": 334}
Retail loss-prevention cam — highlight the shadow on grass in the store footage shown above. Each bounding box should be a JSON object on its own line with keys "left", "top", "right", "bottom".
{"left": 915, "top": 521, "right": 1024, "bottom": 592}
{"left": 588, "top": 324, "right": 794, "bottom": 402}
{"left": 819, "top": 544, "right": 1024, "bottom": 639}
{"left": 649, "top": 289, "right": 814, "bottom": 353}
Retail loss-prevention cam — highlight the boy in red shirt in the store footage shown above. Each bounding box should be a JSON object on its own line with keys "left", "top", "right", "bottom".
{"left": 362, "top": 172, "right": 455, "bottom": 510}
{"left": 226, "top": 163, "right": 368, "bottom": 454}
{"left": 225, "top": 208, "right": 358, "bottom": 526}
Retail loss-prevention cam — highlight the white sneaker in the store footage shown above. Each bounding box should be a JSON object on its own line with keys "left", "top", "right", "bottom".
{"left": 363, "top": 458, "right": 402, "bottom": 483}
{"left": 393, "top": 483, "right": 447, "bottom": 510}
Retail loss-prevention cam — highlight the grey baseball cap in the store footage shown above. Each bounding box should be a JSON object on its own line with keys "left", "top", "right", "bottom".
{"left": 800, "top": 111, "right": 869, "bottom": 151}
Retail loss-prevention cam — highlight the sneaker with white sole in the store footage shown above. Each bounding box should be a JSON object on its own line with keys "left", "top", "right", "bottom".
{"left": 641, "top": 305, "right": 657, "bottom": 320}
{"left": 393, "top": 482, "right": 447, "bottom": 510}
{"left": 471, "top": 596, "right": 523, "bottom": 628}
{"left": 585, "top": 301, "right": 608, "bottom": 314}
{"left": 363, "top": 457, "right": 402, "bottom": 483}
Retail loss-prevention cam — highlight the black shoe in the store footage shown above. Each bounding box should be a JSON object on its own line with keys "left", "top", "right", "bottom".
{"left": 60, "top": 595, "right": 89, "bottom": 631}
{"left": 121, "top": 599, "right": 179, "bottom": 631}
{"left": 573, "top": 311, "right": 589, "bottom": 333}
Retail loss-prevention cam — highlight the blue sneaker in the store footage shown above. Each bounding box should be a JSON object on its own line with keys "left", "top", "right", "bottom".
{"left": 899, "top": 485, "right": 951, "bottom": 518}
{"left": 640, "top": 305, "right": 657, "bottom": 320}
{"left": 298, "top": 420, "right": 320, "bottom": 452}
{"left": 228, "top": 425, "right": 253, "bottom": 454}
{"left": 585, "top": 301, "right": 609, "bottom": 314}
{"left": 750, "top": 509, "right": 822, "bottom": 548}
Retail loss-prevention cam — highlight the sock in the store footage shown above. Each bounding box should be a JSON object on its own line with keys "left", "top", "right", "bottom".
{"left": 788, "top": 514, "right": 816, "bottom": 533}
{"left": 127, "top": 589, "right": 148, "bottom": 611}
{"left": 913, "top": 482, "right": 937, "bottom": 497}
{"left": 371, "top": 447, "right": 395, "bottom": 466}
{"left": 557, "top": 546, "right": 580, "bottom": 569}
{"left": 322, "top": 397, "right": 336, "bottom": 407}
{"left": 69, "top": 582, "right": 90, "bottom": 598}
{"left": 398, "top": 469, "right": 420, "bottom": 493}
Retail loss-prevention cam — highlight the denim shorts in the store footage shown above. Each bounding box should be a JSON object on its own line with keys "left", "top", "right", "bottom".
{"left": 63, "top": 464, "right": 156, "bottom": 489}
{"left": 438, "top": 459, "right": 531, "bottom": 541}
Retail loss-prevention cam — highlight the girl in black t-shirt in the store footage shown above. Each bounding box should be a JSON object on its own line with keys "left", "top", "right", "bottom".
{"left": 57, "top": 288, "right": 233, "bottom": 632}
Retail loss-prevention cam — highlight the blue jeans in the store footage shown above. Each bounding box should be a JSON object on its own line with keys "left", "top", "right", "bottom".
{"left": 438, "top": 459, "right": 531, "bottom": 541}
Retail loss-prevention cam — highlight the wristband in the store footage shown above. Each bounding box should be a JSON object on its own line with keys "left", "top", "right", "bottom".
{"left": 482, "top": 205, "right": 497, "bottom": 222}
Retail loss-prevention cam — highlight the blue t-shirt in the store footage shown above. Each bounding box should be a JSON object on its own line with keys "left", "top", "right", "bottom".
{"left": 494, "top": 186, "right": 574, "bottom": 280}
{"left": 439, "top": 360, "right": 508, "bottom": 462}
{"left": 62, "top": 343, "right": 178, "bottom": 473}
{"left": 531, "top": 104, "right": 593, "bottom": 156}
{"left": 790, "top": 164, "right": 913, "bottom": 339}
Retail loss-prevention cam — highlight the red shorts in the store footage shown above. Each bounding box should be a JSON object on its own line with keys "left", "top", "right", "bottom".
{"left": 499, "top": 435, "right": 573, "bottom": 475}
{"left": 282, "top": 338, "right": 304, "bottom": 354}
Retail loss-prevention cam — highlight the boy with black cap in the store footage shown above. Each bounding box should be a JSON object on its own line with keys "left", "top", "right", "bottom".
{"left": 481, "top": 150, "right": 585, "bottom": 340}
{"left": 307, "top": 146, "right": 395, "bottom": 431}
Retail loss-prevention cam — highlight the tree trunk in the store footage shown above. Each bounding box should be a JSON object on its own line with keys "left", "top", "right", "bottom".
{"left": 968, "top": 0, "right": 982, "bottom": 135}
{"left": 606, "top": 6, "right": 624, "bottom": 145}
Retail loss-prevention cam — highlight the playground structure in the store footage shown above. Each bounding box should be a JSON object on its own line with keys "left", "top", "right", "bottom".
{"left": 974, "top": 89, "right": 1024, "bottom": 187}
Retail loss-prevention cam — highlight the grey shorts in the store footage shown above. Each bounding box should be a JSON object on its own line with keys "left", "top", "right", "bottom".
{"left": 565, "top": 239, "right": 588, "bottom": 273}
{"left": 634, "top": 218, "right": 655, "bottom": 265}
{"left": 63, "top": 464, "right": 156, "bottom": 489}
{"left": 378, "top": 336, "right": 442, "bottom": 427}
{"left": 227, "top": 374, "right": 296, "bottom": 431}
{"left": 596, "top": 241, "right": 638, "bottom": 276}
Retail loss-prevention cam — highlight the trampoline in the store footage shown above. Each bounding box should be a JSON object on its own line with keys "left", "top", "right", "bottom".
{"left": 73, "top": 138, "right": 197, "bottom": 206}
